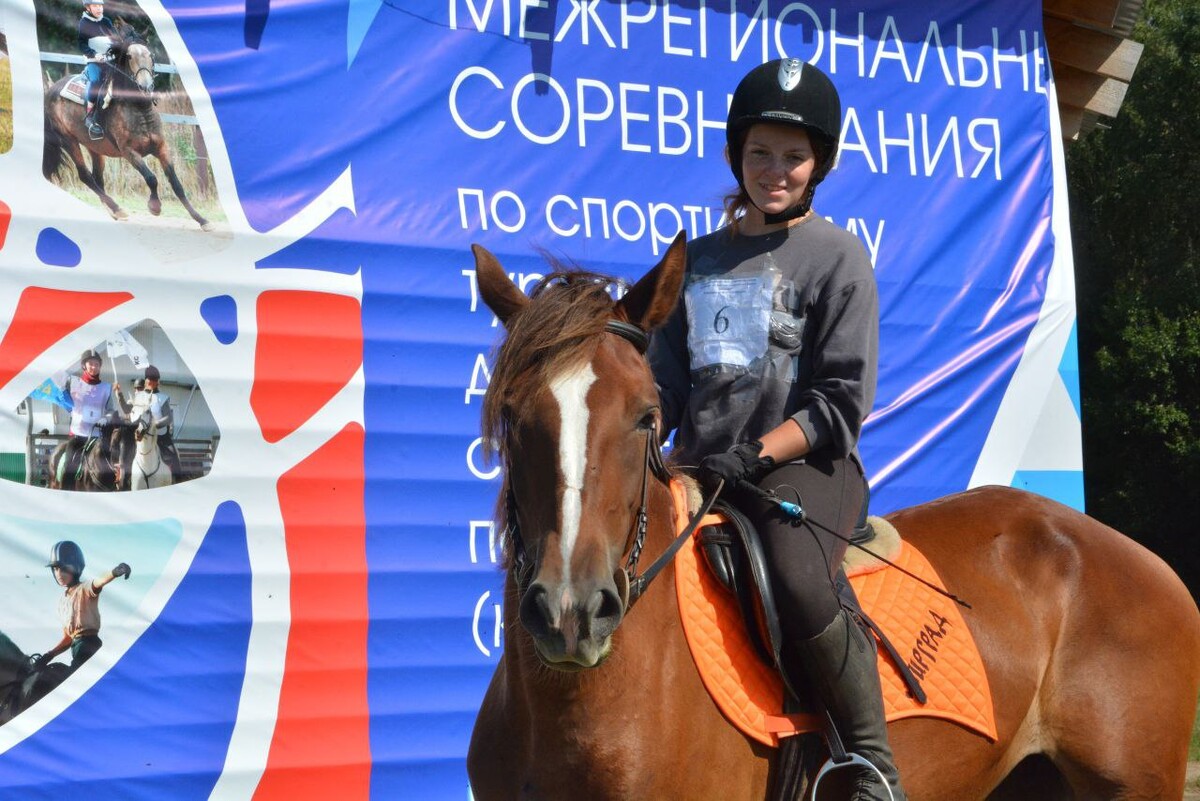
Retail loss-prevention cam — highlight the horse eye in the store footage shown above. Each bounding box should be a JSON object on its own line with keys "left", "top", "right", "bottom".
{"left": 636, "top": 410, "right": 658, "bottom": 431}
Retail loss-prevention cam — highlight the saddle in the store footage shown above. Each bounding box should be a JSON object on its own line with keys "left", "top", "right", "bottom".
{"left": 58, "top": 72, "right": 113, "bottom": 108}
{"left": 696, "top": 501, "right": 926, "bottom": 705}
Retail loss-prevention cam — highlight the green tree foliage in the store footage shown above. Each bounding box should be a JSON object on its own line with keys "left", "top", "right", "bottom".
{"left": 1067, "top": 0, "right": 1200, "bottom": 597}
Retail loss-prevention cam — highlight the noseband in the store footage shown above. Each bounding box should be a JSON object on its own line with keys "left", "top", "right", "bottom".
{"left": 504, "top": 319, "right": 719, "bottom": 615}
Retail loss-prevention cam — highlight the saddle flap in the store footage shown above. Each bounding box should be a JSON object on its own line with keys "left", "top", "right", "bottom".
{"left": 697, "top": 502, "right": 785, "bottom": 672}
{"left": 59, "top": 75, "right": 88, "bottom": 105}
{"left": 696, "top": 502, "right": 926, "bottom": 706}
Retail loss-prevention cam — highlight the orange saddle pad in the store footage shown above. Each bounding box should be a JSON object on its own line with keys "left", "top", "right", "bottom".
{"left": 670, "top": 480, "right": 997, "bottom": 748}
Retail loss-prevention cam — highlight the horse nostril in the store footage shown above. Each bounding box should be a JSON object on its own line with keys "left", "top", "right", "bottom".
{"left": 518, "top": 583, "right": 555, "bottom": 640}
{"left": 587, "top": 587, "right": 624, "bottom": 640}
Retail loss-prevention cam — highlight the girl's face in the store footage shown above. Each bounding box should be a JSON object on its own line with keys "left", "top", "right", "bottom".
{"left": 53, "top": 566, "right": 76, "bottom": 586}
{"left": 740, "top": 123, "right": 816, "bottom": 222}
{"left": 83, "top": 358, "right": 101, "bottom": 377}
{"left": 85, "top": 3, "right": 104, "bottom": 15}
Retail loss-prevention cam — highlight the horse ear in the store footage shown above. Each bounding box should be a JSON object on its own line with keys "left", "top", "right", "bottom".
{"left": 473, "top": 244, "right": 529, "bottom": 326}
{"left": 616, "top": 231, "right": 686, "bottom": 331}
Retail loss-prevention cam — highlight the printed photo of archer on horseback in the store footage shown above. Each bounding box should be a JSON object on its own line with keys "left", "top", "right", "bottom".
{"left": 34, "top": 0, "right": 222, "bottom": 229}
{"left": 6, "top": 321, "right": 219, "bottom": 491}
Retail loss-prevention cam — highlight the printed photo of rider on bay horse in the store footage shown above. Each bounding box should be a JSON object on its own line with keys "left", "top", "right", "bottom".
{"left": 35, "top": 0, "right": 219, "bottom": 229}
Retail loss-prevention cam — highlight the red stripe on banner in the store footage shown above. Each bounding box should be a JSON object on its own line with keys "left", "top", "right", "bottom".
{"left": 0, "top": 200, "right": 11, "bottom": 250}
{"left": 0, "top": 286, "right": 132, "bottom": 391}
{"left": 256, "top": 423, "right": 370, "bottom": 800}
{"left": 251, "top": 290, "right": 362, "bottom": 443}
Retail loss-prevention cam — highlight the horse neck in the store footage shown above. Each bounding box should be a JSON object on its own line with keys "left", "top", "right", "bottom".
{"left": 110, "top": 60, "right": 153, "bottom": 109}
{"left": 0, "top": 636, "right": 26, "bottom": 684}
{"left": 138, "top": 428, "right": 159, "bottom": 460}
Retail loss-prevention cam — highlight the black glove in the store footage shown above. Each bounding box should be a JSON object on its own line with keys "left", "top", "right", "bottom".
{"left": 113, "top": 562, "right": 131, "bottom": 580}
{"left": 698, "top": 441, "right": 775, "bottom": 494}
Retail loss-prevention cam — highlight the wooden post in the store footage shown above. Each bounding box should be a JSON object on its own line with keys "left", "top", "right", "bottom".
{"left": 193, "top": 126, "right": 209, "bottom": 196}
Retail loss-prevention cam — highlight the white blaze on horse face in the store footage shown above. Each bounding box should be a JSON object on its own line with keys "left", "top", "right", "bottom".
{"left": 549, "top": 361, "right": 597, "bottom": 587}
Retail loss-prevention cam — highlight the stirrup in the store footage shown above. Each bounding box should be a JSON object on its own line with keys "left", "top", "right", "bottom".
{"left": 811, "top": 752, "right": 897, "bottom": 801}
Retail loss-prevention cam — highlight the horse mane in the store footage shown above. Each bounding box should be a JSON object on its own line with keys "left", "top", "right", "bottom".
{"left": 111, "top": 21, "right": 147, "bottom": 47}
{"left": 0, "top": 631, "right": 26, "bottom": 667}
{"left": 481, "top": 266, "right": 628, "bottom": 463}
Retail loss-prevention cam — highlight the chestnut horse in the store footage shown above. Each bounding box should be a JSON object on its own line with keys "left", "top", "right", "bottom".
{"left": 43, "top": 31, "right": 212, "bottom": 231}
{"left": 467, "top": 234, "right": 1200, "bottom": 800}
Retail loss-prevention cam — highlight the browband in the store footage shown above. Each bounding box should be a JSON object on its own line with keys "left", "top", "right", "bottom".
{"left": 605, "top": 319, "right": 650, "bottom": 354}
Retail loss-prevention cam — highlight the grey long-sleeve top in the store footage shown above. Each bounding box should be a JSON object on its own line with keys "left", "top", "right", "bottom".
{"left": 648, "top": 214, "right": 879, "bottom": 467}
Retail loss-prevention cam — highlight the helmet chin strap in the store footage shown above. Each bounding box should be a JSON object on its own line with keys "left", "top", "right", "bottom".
{"left": 755, "top": 183, "right": 817, "bottom": 226}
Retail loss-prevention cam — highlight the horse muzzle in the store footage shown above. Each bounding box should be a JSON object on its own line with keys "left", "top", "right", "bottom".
{"left": 518, "top": 576, "right": 625, "bottom": 669}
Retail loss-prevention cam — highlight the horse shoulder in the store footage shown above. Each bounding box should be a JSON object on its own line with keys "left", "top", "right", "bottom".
{"left": 467, "top": 659, "right": 521, "bottom": 799}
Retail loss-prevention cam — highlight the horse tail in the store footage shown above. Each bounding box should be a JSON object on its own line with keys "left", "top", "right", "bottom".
{"left": 43, "top": 109, "right": 65, "bottom": 180}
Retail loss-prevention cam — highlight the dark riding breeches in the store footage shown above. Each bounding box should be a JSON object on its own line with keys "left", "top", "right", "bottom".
{"left": 728, "top": 453, "right": 867, "bottom": 644}
{"left": 58, "top": 436, "right": 89, "bottom": 490}
{"left": 158, "top": 432, "right": 183, "bottom": 481}
{"left": 70, "top": 634, "right": 102, "bottom": 670}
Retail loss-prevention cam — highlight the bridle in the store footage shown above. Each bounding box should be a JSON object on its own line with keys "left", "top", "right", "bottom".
{"left": 504, "top": 319, "right": 721, "bottom": 615}
{"left": 105, "top": 44, "right": 156, "bottom": 98}
{"left": 134, "top": 416, "right": 165, "bottom": 480}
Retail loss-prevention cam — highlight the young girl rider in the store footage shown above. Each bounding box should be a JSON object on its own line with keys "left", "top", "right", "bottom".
{"left": 77, "top": 0, "right": 116, "bottom": 139}
{"left": 57, "top": 349, "right": 124, "bottom": 490}
{"left": 648, "top": 59, "right": 904, "bottom": 800}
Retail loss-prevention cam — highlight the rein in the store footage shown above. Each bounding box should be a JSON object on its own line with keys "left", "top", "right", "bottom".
{"left": 504, "top": 318, "right": 722, "bottom": 615}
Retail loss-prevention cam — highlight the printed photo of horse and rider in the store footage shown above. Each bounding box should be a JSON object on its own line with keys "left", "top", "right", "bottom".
{"left": 35, "top": 0, "right": 220, "bottom": 230}
{"left": 1, "top": 538, "right": 131, "bottom": 725}
{"left": 1, "top": 17, "right": 11, "bottom": 155}
{"left": 0, "top": 320, "right": 219, "bottom": 490}
{"left": 0, "top": 509, "right": 181, "bottom": 726}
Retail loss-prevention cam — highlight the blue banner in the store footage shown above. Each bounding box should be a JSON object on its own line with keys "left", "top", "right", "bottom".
{"left": 0, "top": 0, "right": 1081, "bottom": 798}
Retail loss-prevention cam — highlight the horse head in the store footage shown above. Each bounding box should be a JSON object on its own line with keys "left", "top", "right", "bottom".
{"left": 475, "top": 233, "right": 686, "bottom": 670}
{"left": 108, "top": 31, "right": 156, "bottom": 94}
{"left": 0, "top": 632, "right": 29, "bottom": 687}
{"left": 129, "top": 401, "right": 156, "bottom": 443}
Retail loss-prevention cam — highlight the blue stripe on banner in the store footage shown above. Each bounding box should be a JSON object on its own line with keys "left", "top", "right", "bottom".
{"left": 1011, "top": 470, "right": 1085, "bottom": 512}
{"left": 1059, "top": 321, "right": 1082, "bottom": 420}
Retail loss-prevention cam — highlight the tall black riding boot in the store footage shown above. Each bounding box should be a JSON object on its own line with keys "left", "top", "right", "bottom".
{"left": 84, "top": 100, "right": 104, "bottom": 139}
{"left": 798, "top": 609, "right": 907, "bottom": 801}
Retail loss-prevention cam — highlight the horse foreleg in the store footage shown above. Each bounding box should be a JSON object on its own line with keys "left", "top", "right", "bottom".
{"left": 64, "top": 141, "right": 126, "bottom": 220}
{"left": 123, "top": 152, "right": 162, "bottom": 217}
{"left": 90, "top": 151, "right": 106, "bottom": 196}
{"left": 154, "top": 145, "right": 212, "bottom": 231}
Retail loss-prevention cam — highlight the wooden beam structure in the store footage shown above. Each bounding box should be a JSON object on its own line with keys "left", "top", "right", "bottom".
{"left": 1043, "top": 0, "right": 1145, "bottom": 142}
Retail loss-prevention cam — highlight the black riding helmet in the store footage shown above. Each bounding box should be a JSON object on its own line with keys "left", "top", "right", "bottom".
{"left": 48, "top": 540, "right": 85, "bottom": 581}
{"left": 726, "top": 58, "right": 842, "bottom": 223}
{"left": 80, "top": 349, "right": 103, "bottom": 366}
